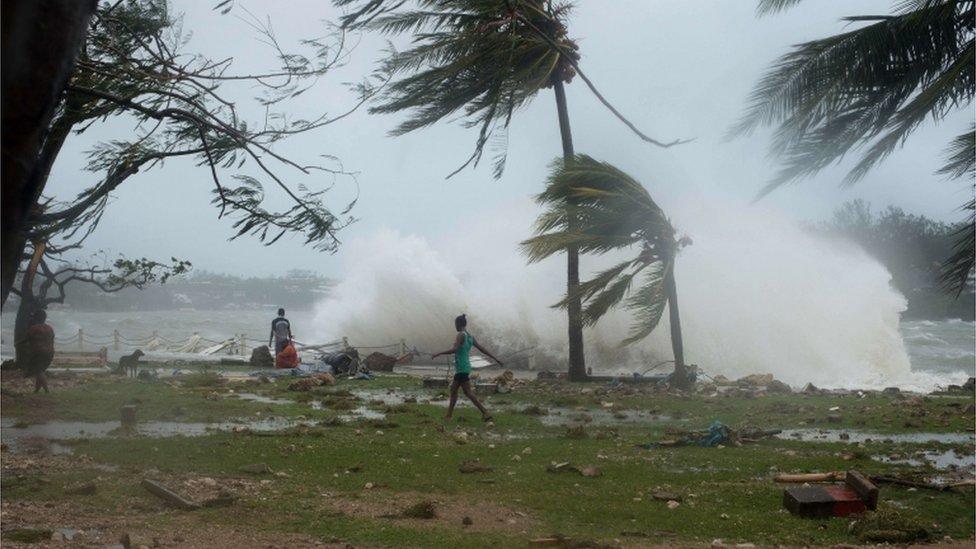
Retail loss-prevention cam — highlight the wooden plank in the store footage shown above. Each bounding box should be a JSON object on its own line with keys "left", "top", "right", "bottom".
{"left": 141, "top": 479, "right": 200, "bottom": 510}
{"left": 845, "top": 470, "right": 879, "bottom": 510}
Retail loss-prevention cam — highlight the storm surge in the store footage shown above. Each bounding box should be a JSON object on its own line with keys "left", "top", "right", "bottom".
{"left": 312, "top": 197, "right": 964, "bottom": 391}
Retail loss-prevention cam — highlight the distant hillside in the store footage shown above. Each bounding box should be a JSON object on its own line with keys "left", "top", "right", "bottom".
{"left": 50, "top": 269, "right": 333, "bottom": 311}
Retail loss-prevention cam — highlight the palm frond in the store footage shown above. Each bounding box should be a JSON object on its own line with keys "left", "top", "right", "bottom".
{"left": 731, "top": 0, "right": 974, "bottom": 195}
{"left": 756, "top": 0, "right": 807, "bottom": 16}
{"left": 335, "top": 0, "right": 576, "bottom": 178}
{"left": 937, "top": 125, "right": 975, "bottom": 179}
{"left": 939, "top": 196, "right": 975, "bottom": 294}
{"left": 621, "top": 261, "right": 672, "bottom": 346}
{"left": 524, "top": 154, "right": 679, "bottom": 344}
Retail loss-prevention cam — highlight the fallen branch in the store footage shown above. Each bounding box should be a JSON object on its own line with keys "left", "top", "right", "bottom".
{"left": 774, "top": 472, "right": 844, "bottom": 483}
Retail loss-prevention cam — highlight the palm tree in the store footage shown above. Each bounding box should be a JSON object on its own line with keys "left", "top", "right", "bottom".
{"left": 731, "top": 0, "right": 974, "bottom": 294}
{"left": 521, "top": 155, "right": 692, "bottom": 389}
{"left": 335, "top": 0, "right": 686, "bottom": 381}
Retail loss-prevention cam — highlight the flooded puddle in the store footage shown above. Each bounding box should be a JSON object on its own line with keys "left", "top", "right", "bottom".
{"left": 234, "top": 393, "right": 292, "bottom": 405}
{"left": 538, "top": 407, "right": 674, "bottom": 427}
{"left": 874, "top": 449, "right": 976, "bottom": 471}
{"left": 776, "top": 429, "right": 974, "bottom": 444}
{"left": 0, "top": 416, "right": 299, "bottom": 452}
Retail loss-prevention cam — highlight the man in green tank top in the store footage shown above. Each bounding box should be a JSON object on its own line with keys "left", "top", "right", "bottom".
{"left": 432, "top": 314, "right": 502, "bottom": 422}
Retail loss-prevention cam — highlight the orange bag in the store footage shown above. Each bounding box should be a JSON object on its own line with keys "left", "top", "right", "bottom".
{"left": 275, "top": 343, "right": 300, "bottom": 369}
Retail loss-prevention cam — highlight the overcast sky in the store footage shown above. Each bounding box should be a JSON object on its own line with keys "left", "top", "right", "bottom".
{"left": 47, "top": 0, "right": 974, "bottom": 278}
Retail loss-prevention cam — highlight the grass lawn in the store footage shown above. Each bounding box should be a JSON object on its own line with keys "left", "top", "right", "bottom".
{"left": 1, "top": 369, "right": 973, "bottom": 547}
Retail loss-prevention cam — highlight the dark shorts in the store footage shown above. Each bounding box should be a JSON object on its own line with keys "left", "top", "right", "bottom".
{"left": 23, "top": 351, "right": 53, "bottom": 376}
{"left": 452, "top": 372, "right": 470, "bottom": 384}
{"left": 274, "top": 340, "right": 289, "bottom": 354}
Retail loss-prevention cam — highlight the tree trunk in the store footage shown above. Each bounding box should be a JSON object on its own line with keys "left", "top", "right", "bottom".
{"left": 1, "top": 0, "right": 96, "bottom": 308}
{"left": 665, "top": 267, "right": 689, "bottom": 390}
{"left": 13, "top": 242, "right": 46, "bottom": 365}
{"left": 552, "top": 78, "right": 587, "bottom": 382}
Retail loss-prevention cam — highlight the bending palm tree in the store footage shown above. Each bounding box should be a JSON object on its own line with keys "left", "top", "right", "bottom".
{"left": 335, "top": 0, "right": 685, "bottom": 380}
{"left": 522, "top": 155, "right": 692, "bottom": 388}
{"left": 732, "top": 0, "right": 974, "bottom": 294}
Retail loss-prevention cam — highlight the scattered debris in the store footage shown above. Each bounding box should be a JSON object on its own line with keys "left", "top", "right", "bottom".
{"left": 364, "top": 352, "right": 397, "bottom": 372}
{"left": 141, "top": 479, "right": 201, "bottom": 511}
{"left": 459, "top": 460, "right": 494, "bottom": 474}
{"left": 564, "top": 425, "right": 587, "bottom": 439}
{"left": 579, "top": 466, "right": 602, "bottom": 478}
{"left": 239, "top": 463, "right": 272, "bottom": 475}
{"left": 288, "top": 377, "right": 323, "bottom": 391}
{"left": 249, "top": 345, "right": 274, "bottom": 369}
{"left": 850, "top": 507, "right": 931, "bottom": 543}
{"left": 64, "top": 481, "right": 97, "bottom": 496}
{"left": 120, "top": 404, "right": 137, "bottom": 430}
{"left": 521, "top": 405, "right": 548, "bottom": 416}
{"left": 546, "top": 462, "right": 602, "bottom": 478}
{"left": 399, "top": 500, "right": 437, "bottom": 519}
{"left": 782, "top": 470, "right": 877, "bottom": 518}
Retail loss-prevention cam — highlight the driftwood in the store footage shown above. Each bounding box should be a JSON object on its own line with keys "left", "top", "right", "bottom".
{"left": 141, "top": 479, "right": 200, "bottom": 510}
{"left": 869, "top": 475, "right": 958, "bottom": 492}
{"left": 774, "top": 472, "right": 844, "bottom": 483}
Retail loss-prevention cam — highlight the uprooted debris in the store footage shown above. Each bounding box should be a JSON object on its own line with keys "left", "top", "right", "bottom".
{"left": 249, "top": 345, "right": 274, "bottom": 369}
{"left": 287, "top": 373, "right": 336, "bottom": 391}
{"left": 141, "top": 479, "right": 201, "bottom": 510}
{"left": 781, "top": 470, "right": 878, "bottom": 518}
{"left": 364, "top": 352, "right": 397, "bottom": 372}
{"left": 546, "top": 462, "right": 602, "bottom": 477}
{"left": 141, "top": 478, "right": 238, "bottom": 511}
{"left": 849, "top": 507, "right": 932, "bottom": 543}
{"left": 641, "top": 421, "right": 781, "bottom": 448}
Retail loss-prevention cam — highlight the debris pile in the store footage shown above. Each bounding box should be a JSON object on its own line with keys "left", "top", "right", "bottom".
{"left": 364, "top": 352, "right": 398, "bottom": 372}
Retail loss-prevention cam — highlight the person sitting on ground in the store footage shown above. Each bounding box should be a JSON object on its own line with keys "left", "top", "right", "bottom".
{"left": 432, "top": 314, "right": 502, "bottom": 422}
{"left": 23, "top": 309, "right": 55, "bottom": 393}
{"left": 269, "top": 308, "right": 293, "bottom": 355}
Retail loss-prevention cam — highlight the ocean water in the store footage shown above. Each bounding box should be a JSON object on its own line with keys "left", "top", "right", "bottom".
{"left": 1, "top": 309, "right": 972, "bottom": 390}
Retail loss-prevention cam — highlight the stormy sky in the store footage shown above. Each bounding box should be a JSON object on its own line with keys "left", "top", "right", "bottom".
{"left": 46, "top": 0, "right": 974, "bottom": 278}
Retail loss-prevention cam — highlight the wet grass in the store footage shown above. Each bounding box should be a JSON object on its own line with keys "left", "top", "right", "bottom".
{"left": 1, "top": 372, "right": 973, "bottom": 547}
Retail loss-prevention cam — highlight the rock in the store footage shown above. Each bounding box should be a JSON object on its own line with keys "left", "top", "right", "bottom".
{"left": 462, "top": 516, "right": 473, "bottom": 526}
{"left": 802, "top": 383, "right": 820, "bottom": 394}
{"left": 459, "top": 460, "right": 493, "bottom": 474}
{"left": 882, "top": 387, "right": 901, "bottom": 395}
{"left": 737, "top": 373, "right": 774, "bottom": 386}
{"left": 652, "top": 492, "right": 682, "bottom": 502}
{"left": 564, "top": 425, "right": 587, "bottom": 439}
{"left": 963, "top": 404, "right": 975, "bottom": 416}
{"left": 826, "top": 414, "right": 843, "bottom": 424}
{"left": 964, "top": 377, "right": 975, "bottom": 392}
{"left": 65, "top": 481, "right": 97, "bottom": 496}
{"left": 120, "top": 533, "right": 154, "bottom": 549}
{"left": 712, "top": 375, "right": 731, "bottom": 385}
{"left": 579, "top": 466, "right": 602, "bottom": 478}
{"left": 364, "top": 352, "right": 397, "bottom": 372}
{"left": 240, "top": 463, "right": 272, "bottom": 474}
{"left": 249, "top": 345, "right": 274, "bottom": 369}
{"left": 400, "top": 500, "right": 436, "bottom": 519}
{"left": 288, "top": 378, "right": 323, "bottom": 392}
{"left": 767, "top": 380, "right": 792, "bottom": 394}
{"left": 313, "top": 373, "right": 336, "bottom": 386}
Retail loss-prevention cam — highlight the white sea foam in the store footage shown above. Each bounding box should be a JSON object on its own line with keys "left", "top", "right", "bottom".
{"left": 312, "top": 196, "right": 970, "bottom": 391}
